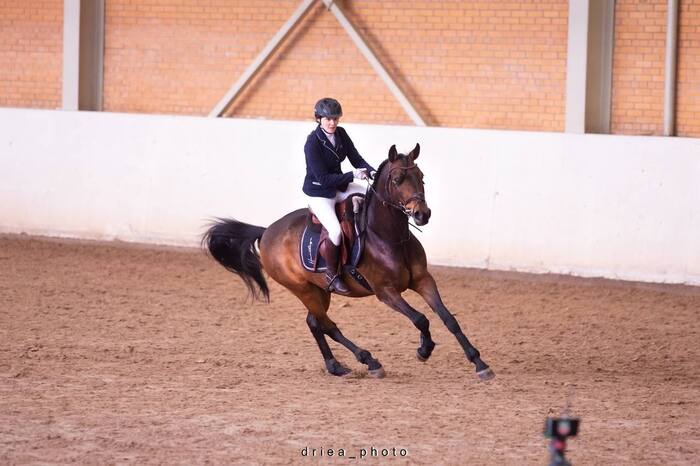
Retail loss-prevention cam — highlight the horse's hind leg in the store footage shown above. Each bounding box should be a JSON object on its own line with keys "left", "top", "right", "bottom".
{"left": 306, "top": 313, "right": 351, "bottom": 376}
{"left": 294, "top": 285, "right": 350, "bottom": 376}
{"left": 317, "top": 315, "right": 385, "bottom": 378}
{"left": 412, "top": 274, "right": 494, "bottom": 381}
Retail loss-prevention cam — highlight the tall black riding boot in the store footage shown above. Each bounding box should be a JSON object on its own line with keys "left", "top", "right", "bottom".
{"left": 323, "top": 242, "right": 351, "bottom": 295}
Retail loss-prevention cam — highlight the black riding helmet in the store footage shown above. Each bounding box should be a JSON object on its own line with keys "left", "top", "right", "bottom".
{"left": 314, "top": 97, "right": 343, "bottom": 120}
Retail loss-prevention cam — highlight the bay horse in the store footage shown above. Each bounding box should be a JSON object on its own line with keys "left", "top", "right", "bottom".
{"left": 203, "top": 144, "right": 494, "bottom": 380}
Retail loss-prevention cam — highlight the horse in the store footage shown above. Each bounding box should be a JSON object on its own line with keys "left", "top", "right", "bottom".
{"left": 202, "top": 144, "right": 494, "bottom": 381}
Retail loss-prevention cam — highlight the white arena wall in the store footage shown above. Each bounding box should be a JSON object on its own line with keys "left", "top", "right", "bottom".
{"left": 1, "top": 108, "right": 698, "bottom": 286}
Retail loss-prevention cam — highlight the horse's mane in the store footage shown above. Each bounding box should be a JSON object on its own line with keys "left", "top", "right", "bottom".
{"left": 371, "top": 158, "right": 390, "bottom": 191}
{"left": 360, "top": 159, "right": 389, "bottom": 232}
{"left": 362, "top": 154, "right": 410, "bottom": 230}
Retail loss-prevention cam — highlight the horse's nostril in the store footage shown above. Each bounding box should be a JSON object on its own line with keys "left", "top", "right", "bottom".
{"left": 414, "top": 210, "right": 430, "bottom": 225}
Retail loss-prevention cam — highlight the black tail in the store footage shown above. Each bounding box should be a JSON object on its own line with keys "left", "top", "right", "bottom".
{"left": 202, "top": 218, "right": 269, "bottom": 302}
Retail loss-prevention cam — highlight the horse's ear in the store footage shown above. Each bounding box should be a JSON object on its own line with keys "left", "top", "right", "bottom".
{"left": 410, "top": 143, "right": 420, "bottom": 160}
{"left": 388, "top": 144, "right": 398, "bottom": 162}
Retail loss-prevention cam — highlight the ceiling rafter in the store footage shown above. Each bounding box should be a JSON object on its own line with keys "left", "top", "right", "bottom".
{"left": 209, "top": 0, "right": 426, "bottom": 126}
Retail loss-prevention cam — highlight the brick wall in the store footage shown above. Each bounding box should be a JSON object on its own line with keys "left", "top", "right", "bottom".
{"left": 611, "top": 0, "right": 667, "bottom": 136}
{"left": 0, "top": 0, "right": 62, "bottom": 109}
{"left": 341, "top": 0, "right": 568, "bottom": 129}
{"left": 103, "top": 0, "right": 568, "bottom": 131}
{"left": 612, "top": 0, "right": 700, "bottom": 138}
{"left": 2, "top": 1, "right": 698, "bottom": 137}
{"left": 677, "top": 0, "right": 700, "bottom": 137}
{"left": 103, "top": 1, "right": 301, "bottom": 116}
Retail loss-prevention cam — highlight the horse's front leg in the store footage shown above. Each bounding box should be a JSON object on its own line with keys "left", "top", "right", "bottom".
{"left": 412, "top": 274, "right": 495, "bottom": 380}
{"left": 375, "top": 287, "right": 436, "bottom": 361}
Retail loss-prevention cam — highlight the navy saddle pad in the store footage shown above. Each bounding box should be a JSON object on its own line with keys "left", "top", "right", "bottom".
{"left": 300, "top": 222, "right": 363, "bottom": 273}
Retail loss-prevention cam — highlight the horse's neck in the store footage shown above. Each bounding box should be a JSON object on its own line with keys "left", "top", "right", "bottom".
{"left": 366, "top": 190, "right": 409, "bottom": 244}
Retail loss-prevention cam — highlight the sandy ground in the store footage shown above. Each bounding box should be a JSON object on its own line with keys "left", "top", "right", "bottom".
{"left": 0, "top": 234, "right": 698, "bottom": 465}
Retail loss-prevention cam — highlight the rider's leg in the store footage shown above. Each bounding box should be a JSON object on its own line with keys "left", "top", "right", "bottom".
{"left": 307, "top": 196, "right": 350, "bottom": 294}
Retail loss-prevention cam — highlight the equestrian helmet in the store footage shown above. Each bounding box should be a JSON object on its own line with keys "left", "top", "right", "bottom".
{"left": 314, "top": 98, "right": 343, "bottom": 120}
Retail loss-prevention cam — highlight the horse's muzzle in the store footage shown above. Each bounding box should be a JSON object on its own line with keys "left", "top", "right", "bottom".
{"left": 413, "top": 207, "right": 431, "bottom": 226}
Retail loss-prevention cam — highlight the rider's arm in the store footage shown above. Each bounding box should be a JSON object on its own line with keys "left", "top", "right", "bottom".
{"left": 339, "top": 128, "right": 376, "bottom": 173}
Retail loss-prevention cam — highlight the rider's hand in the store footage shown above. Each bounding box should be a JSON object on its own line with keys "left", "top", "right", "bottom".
{"left": 353, "top": 168, "right": 369, "bottom": 180}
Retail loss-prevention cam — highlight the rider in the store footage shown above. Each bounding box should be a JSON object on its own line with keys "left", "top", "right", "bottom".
{"left": 303, "top": 97, "right": 376, "bottom": 294}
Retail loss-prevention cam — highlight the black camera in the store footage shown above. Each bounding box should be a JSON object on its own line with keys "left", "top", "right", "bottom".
{"left": 544, "top": 417, "right": 580, "bottom": 466}
{"left": 544, "top": 417, "right": 580, "bottom": 439}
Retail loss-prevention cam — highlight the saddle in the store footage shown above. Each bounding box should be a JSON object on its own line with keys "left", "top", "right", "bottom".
{"left": 300, "top": 194, "right": 372, "bottom": 291}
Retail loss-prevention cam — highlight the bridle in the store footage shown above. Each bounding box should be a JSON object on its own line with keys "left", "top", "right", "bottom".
{"left": 367, "top": 162, "right": 426, "bottom": 218}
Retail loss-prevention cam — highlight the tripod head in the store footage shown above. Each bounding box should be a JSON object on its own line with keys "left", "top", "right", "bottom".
{"left": 544, "top": 386, "right": 580, "bottom": 465}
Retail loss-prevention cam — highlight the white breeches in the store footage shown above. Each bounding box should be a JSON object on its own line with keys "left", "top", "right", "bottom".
{"left": 307, "top": 182, "right": 366, "bottom": 246}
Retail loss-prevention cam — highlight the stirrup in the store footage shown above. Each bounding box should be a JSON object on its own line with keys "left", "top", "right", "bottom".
{"left": 326, "top": 273, "right": 350, "bottom": 294}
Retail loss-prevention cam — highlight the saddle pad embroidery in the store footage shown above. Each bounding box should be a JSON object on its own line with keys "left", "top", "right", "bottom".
{"left": 300, "top": 223, "right": 326, "bottom": 271}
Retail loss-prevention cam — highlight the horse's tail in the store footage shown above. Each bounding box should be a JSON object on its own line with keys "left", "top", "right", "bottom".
{"left": 202, "top": 218, "right": 270, "bottom": 302}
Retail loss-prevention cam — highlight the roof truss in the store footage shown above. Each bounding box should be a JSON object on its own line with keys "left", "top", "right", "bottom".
{"left": 209, "top": 0, "right": 426, "bottom": 126}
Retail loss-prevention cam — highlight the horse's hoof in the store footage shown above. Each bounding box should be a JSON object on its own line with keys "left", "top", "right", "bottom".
{"left": 327, "top": 367, "right": 352, "bottom": 377}
{"left": 417, "top": 337, "right": 435, "bottom": 362}
{"left": 476, "top": 367, "right": 495, "bottom": 381}
{"left": 326, "top": 359, "right": 352, "bottom": 377}
{"left": 368, "top": 367, "right": 386, "bottom": 379}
